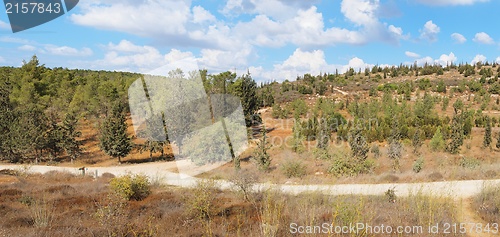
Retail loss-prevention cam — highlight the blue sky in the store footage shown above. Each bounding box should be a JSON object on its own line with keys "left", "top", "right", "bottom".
{"left": 0, "top": 0, "right": 499, "bottom": 82}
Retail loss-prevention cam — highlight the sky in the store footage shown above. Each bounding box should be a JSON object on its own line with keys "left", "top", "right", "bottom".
{"left": 0, "top": 0, "right": 499, "bottom": 82}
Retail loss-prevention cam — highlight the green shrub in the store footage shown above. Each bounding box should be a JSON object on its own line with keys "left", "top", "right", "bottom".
{"left": 110, "top": 174, "right": 151, "bottom": 201}
{"left": 371, "top": 144, "right": 380, "bottom": 158}
{"left": 459, "top": 156, "right": 481, "bottom": 169}
{"left": 313, "top": 147, "right": 330, "bottom": 160}
{"left": 412, "top": 157, "right": 424, "bottom": 173}
{"left": 429, "top": 127, "right": 445, "bottom": 152}
{"left": 327, "top": 158, "right": 374, "bottom": 177}
{"left": 281, "top": 160, "right": 307, "bottom": 178}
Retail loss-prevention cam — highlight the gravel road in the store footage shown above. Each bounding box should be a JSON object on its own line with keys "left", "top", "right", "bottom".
{"left": 1, "top": 162, "right": 498, "bottom": 199}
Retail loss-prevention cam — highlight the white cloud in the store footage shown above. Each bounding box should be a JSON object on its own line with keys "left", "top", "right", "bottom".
{"left": 72, "top": 0, "right": 404, "bottom": 53}
{"left": 86, "top": 40, "right": 252, "bottom": 74}
{"left": 44, "top": 45, "right": 93, "bottom": 56}
{"left": 342, "top": 57, "right": 373, "bottom": 73}
{"left": 471, "top": 54, "right": 487, "bottom": 64}
{"left": 0, "top": 20, "right": 9, "bottom": 30}
{"left": 473, "top": 32, "right": 494, "bottom": 45}
{"left": 18, "top": 45, "right": 37, "bottom": 51}
{"left": 420, "top": 20, "right": 440, "bottom": 42}
{"left": 233, "top": 7, "right": 367, "bottom": 48}
{"left": 71, "top": 0, "right": 190, "bottom": 37}
{"left": 250, "top": 48, "right": 374, "bottom": 82}
{"left": 436, "top": 52, "right": 457, "bottom": 66}
{"left": 415, "top": 0, "right": 489, "bottom": 6}
{"left": 192, "top": 6, "right": 216, "bottom": 24}
{"left": 451, "top": 33, "right": 467, "bottom": 44}
{"left": 340, "top": 0, "right": 379, "bottom": 26}
{"left": 0, "top": 36, "right": 33, "bottom": 44}
{"left": 107, "top": 40, "right": 151, "bottom": 53}
{"left": 0, "top": 56, "right": 5, "bottom": 63}
{"left": 198, "top": 45, "right": 255, "bottom": 72}
{"left": 410, "top": 52, "right": 457, "bottom": 66}
{"left": 496, "top": 57, "right": 500, "bottom": 64}
{"left": 405, "top": 51, "right": 421, "bottom": 58}
{"left": 221, "top": 0, "right": 318, "bottom": 20}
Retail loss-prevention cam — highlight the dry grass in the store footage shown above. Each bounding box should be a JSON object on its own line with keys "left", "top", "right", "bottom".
{"left": 0, "top": 170, "right": 466, "bottom": 236}
{"left": 473, "top": 183, "right": 500, "bottom": 224}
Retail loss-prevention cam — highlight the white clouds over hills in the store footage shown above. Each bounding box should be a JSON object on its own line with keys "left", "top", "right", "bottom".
{"left": 51, "top": 0, "right": 497, "bottom": 82}
{"left": 68, "top": 0, "right": 409, "bottom": 80}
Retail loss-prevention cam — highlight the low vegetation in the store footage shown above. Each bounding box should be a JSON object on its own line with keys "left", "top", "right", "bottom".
{"left": 0, "top": 171, "right": 464, "bottom": 236}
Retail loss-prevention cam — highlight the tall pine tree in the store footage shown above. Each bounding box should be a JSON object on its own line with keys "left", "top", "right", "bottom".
{"left": 483, "top": 116, "right": 492, "bottom": 148}
{"left": 99, "top": 104, "right": 132, "bottom": 164}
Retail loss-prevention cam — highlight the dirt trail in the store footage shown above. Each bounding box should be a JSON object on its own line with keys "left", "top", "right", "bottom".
{"left": 457, "top": 198, "right": 497, "bottom": 237}
{"left": 1, "top": 162, "right": 500, "bottom": 199}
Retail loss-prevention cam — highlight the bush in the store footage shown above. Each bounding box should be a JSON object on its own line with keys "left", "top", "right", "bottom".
{"left": 385, "top": 187, "right": 396, "bottom": 203}
{"left": 281, "top": 160, "right": 307, "bottom": 178}
{"left": 371, "top": 144, "right": 381, "bottom": 158}
{"left": 412, "top": 157, "right": 424, "bottom": 173}
{"left": 110, "top": 174, "right": 151, "bottom": 201}
{"left": 429, "top": 127, "right": 445, "bottom": 152}
{"left": 327, "top": 158, "right": 374, "bottom": 177}
{"left": 459, "top": 156, "right": 481, "bottom": 169}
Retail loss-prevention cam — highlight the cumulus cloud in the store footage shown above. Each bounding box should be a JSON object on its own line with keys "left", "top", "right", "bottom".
{"left": 107, "top": 40, "right": 153, "bottom": 53}
{"left": 451, "top": 33, "right": 467, "bottom": 44}
{"left": 471, "top": 54, "right": 487, "bottom": 64}
{"left": 72, "top": 0, "right": 405, "bottom": 52}
{"left": 92, "top": 43, "right": 194, "bottom": 73}
{"left": 435, "top": 52, "right": 457, "bottom": 66}
{"left": 420, "top": 20, "right": 440, "bottom": 42}
{"left": 411, "top": 52, "right": 457, "bottom": 66}
{"left": 18, "top": 45, "right": 36, "bottom": 51}
{"left": 341, "top": 0, "right": 379, "bottom": 26}
{"left": 496, "top": 57, "right": 500, "bottom": 64}
{"left": 192, "top": 6, "right": 216, "bottom": 24}
{"left": 249, "top": 48, "right": 374, "bottom": 82}
{"left": 43, "top": 45, "right": 93, "bottom": 57}
{"left": 85, "top": 40, "right": 253, "bottom": 74}
{"left": 414, "top": 0, "right": 489, "bottom": 6}
{"left": 405, "top": 51, "right": 421, "bottom": 58}
{"left": 270, "top": 48, "right": 329, "bottom": 81}
{"left": 473, "top": 32, "right": 494, "bottom": 45}
{"left": 221, "top": 0, "right": 319, "bottom": 20}
{"left": 71, "top": 0, "right": 190, "bottom": 37}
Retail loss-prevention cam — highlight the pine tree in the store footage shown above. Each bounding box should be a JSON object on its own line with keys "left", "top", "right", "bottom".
{"left": 388, "top": 120, "right": 402, "bottom": 171}
{"left": 61, "top": 112, "right": 82, "bottom": 163}
{"left": 349, "top": 126, "right": 369, "bottom": 161}
{"left": 232, "top": 72, "right": 259, "bottom": 126}
{"left": 430, "top": 127, "right": 445, "bottom": 152}
{"left": 483, "top": 116, "right": 492, "bottom": 148}
{"left": 253, "top": 125, "right": 271, "bottom": 171}
{"left": 412, "top": 129, "right": 423, "bottom": 154}
{"left": 291, "top": 115, "right": 304, "bottom": 153}
{"left": 446, "top": 114, "right": 464, "bottom": 154}
{"left": 316, "top": 116, "right": 330, "bottom": 149}
{"left": 99, "top": 104, "right": 132, "bottom": 164}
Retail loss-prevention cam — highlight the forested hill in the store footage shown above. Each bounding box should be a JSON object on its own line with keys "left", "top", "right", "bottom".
{"left": 0, "top": 56, "right": 262, "bottom": 164}
{"left": 0, "top": 56, "right": 143, "bottom": 163}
